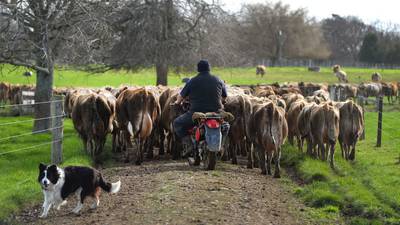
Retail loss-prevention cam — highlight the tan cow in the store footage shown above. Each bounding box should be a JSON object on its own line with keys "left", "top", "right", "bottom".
{"left": 256, "top": 65, "right": 266, "bottom": 77}
{"left": 332, "top": 65, "right": 348, "bottom": 83}
{"left": 371, "top": 72, "right": 382, "bottom": 82}
{"left": 0, "top": 82, "right": 10, "bottom": 103}
{"left": 72, "top": 93, "right": 113, "bottom": 163}
{"left": 297, "top": 102, "right": 318, "bottom": 153}
{"left": 309, "top": 102, "right": 340, "bottom": 168}
{"left": 116, "top": 88, "right": 160, "bottom": 165}
{"left": 336, "top": 100, "right": 364, "bottom": 160}
{"left": 286, "top": 99, "right": 307, "bottom": 149}
{"left": 249, "top": 101, "right": 288, "bottom": 178}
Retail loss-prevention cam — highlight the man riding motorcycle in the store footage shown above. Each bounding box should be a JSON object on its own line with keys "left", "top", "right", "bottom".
{"left": 173, "top": 60, "right": 229, "bottom": 159}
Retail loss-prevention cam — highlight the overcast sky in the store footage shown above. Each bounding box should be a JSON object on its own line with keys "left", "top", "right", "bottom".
{"left": 218, "top": 0, "right": 400, "bottom": 24}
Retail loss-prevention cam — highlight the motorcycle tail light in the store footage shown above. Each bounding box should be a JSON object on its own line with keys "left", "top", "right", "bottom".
{"left": 195, "top": 128, "right": 201, "bottom": 141}
{"left": 205, "top": 119, "right": 220, "bottom": 128}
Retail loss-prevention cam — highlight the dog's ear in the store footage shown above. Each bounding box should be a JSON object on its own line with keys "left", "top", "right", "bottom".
{"left": 48, "top": 164, "right": 58, "bottom": 172}
{"left": 39, "top": 163, "right": 46, "bottom": 171}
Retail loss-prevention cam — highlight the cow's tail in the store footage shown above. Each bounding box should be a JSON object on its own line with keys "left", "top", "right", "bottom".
{"left": 99, "top": 174, "right": 121, "bottom": 194}
{"left": 136, "top": 89, "right": 147, "bottom": 138}
{"left": 266, "top": 103, "right": 276, "bottom": 146}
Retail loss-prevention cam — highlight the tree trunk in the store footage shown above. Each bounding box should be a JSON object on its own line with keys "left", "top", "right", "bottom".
{"left": 33, "top": 64, "right": 53, "bottom": 132}
{"left": 156, "top": 63, "right": 168, "bottom": 86}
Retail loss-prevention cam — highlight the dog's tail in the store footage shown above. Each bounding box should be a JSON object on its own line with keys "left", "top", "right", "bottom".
{"left": 99, "top": 175, "right": 121, "bottom": 194}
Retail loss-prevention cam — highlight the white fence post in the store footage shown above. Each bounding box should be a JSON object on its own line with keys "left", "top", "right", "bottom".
{"left": 51, "top": 95, "right": 63, "bottom": 164}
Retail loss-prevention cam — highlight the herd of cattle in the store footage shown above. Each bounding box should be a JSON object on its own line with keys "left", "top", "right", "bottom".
{"left": 0, "top": 78, "right": 399, "bottom": 176}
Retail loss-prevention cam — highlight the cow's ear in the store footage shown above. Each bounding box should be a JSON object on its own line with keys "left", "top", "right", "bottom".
{"left": 39, "top": 163, "right": 46, "bottom": 171}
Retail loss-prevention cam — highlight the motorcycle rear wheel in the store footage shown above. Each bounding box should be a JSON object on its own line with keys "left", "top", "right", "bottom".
{"left": 204, "top": 150, "right": 217, "bottom": 170}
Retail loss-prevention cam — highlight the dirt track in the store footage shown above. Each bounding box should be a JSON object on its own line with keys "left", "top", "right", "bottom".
{"left": 14, "top": 159, "right": 315, "bottom": 225}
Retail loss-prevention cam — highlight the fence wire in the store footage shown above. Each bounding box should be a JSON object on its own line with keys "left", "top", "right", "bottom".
{"left": 0, "top": 100, "right": 63, "bottom": 109}
{"left": 0, "top": 115, "right": 65, "bottom": 126}
{"left": 0, "top": 125, "right": 64, "bottom": 143}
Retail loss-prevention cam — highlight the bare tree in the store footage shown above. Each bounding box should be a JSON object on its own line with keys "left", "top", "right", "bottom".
{"left": 0, "top": 0, "right": 111, "bottom": 131}
{"left": 106, "top": 0, "right": 217, "bottom": 85}
{"left": 236, "top": 2, "right": 329, "bottom": 66}
{"left": 322, "top": 15, "right": 373, "bottom": 63}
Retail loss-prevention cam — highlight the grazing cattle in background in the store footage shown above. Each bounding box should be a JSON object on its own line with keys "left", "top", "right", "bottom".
{"left": 358, "top": 82, "right": 382, "bottom": 106}
{"left": 249, "top": 101, "right": 288, "bottom": 178}
{"left": 116, "top": 88, "right": 159, "bottom": 165}
{"left": 309, "top": 102, "right": 340, "bottom": 168}
{"left": 381, "top": 82, "right": 398, "bottom": 104}
{"left": 0, "top": 82, "right": 10, "bottom": 104}
{"left": 336, "top": 101, "right": 364, "bottom": 160}
{"left": 371, "top": 72, "right": 382, "bottom": 82}
{"left": 256, "top": 65, "right": 266, "bottom": 77}
{"left": 286, "top": 99, "right": 306, "bottom": 149}
{"left": 72, "top": 93, "right": 113, "bottom": 163}
{"left": 332, "top": 65, "right": 348, "bottom": 83}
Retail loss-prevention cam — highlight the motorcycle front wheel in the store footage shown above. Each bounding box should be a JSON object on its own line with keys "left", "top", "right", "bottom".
{"left": 204, "top": 149, "right": 217, "bottom": 170}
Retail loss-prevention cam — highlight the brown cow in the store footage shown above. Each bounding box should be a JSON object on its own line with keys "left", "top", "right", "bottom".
{"left": 249, "top": 101, "right": 288, "bottom": 178}
{"left": 116, "top": 88, "right": 159, "bottom": 165}
{"left": 72, "top": 93, "right": 113, "bottom": 163}
{"left": 256, "top": 65, "right": 266, "bottom": 77}
{"left": 309, "top": 102, "right": 340, "bottom": 168}
{"left": 223, "top": 95, "right": 251, "bottom": 165}
{"left": 286, "top": 99, "right": 306, "bottom": 149}
{"left": 296, "top": 102, "right": 317, "bottom": 153}
{"left": 64, "top": 89, "right": 93, "bottom": 118}
{"left": 160, "top": 91, "right": 188, "bottom": 159}
{"left": 336, "top": 100, "right": 364, "bottom": 160}
{"left": 0, "top": 82, "right": 10, "bottom": 103}
{"left": 381, "top": 82, "right": 398, "bottom": 104}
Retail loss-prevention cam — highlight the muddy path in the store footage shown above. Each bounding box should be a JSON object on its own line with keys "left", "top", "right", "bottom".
{"left": 14, "top": 159, "right": 316, "bottom": 225}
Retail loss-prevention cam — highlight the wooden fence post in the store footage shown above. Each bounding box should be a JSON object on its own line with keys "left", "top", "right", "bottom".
{"left": 376, "top": 96, "right": 383, "bottom": 147}
{"left": 51, "top": 95, "right": 63, "bottom": 164}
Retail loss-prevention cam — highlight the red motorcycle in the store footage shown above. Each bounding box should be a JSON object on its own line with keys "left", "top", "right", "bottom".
{"left": 187, "top": 112, "right": 231, "bottom": 170}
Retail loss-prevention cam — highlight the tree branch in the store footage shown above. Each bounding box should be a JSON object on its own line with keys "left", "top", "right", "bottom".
{"left": 0, "top": 59, "right": 49, "bottom": 74}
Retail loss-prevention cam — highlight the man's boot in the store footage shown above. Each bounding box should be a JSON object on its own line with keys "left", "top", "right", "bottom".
{"left": 181, "top": 135, "right": 193, "bottom": 158}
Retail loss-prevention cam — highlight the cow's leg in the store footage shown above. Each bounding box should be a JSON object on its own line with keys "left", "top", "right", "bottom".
{"left": 320, "top": 143, "right": 326, "bottom": 161}
{"left": 288, "top": 134, "right": 294, "bottom": 146}
{"left": 330, "top": 144, "right": 335, "bottom": 168}
{"left": 246, "top": 141, "right": 253, "bottom": 169}
{"left": 159, "top": 129, "right": 165, "bottom": 155}
{"left": 135, "top": 138, "right": 143, "bottom": 165}
{"left": 252, "top": 145, "right": 259, "bottom": 168}
{"left": 124, "top": 131, "right": 132, "bottom": 163}
{"left": 257, "top": 145, "right": 266, "bottom": 175}
{"left": 231, "top": 143, "right": 238, "bottom": 165}
{"left": 266, "top": 151, "right": 273, "bottom": 176}
{"left": 240, "top": 140, "right": 247, "bottom": 156}
{"left": 349, "top": 142, "right": 356, "bottom": 161}
{"left": 273, "top": 148, "right": 281, "bottom": 178}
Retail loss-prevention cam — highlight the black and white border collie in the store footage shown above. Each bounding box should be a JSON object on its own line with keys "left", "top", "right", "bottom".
{"left": 38, "top": 163, "right": 121, "bottom": 218}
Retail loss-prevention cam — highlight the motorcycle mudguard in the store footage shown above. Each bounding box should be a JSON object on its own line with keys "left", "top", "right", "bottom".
{"left": 205, "top": 126, "right": 222, "bottom": 152}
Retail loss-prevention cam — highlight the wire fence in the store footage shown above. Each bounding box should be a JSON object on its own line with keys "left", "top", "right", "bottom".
{"left": 0, "top": 99, "right": 65, "bottom": 161}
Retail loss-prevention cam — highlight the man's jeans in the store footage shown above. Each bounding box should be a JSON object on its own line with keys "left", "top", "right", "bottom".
{"left": 173, "top": 111, "right": 195, "bottom": 139}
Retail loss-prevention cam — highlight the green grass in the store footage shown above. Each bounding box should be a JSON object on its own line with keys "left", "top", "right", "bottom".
{"left": 0, "top": 117, "right": 92, "bottom": 221}
{"left": 281, "top": 111, "right": 400, "bottom": 224}
{"left": 1, "top": 64, "right": 400, "bottom": 87}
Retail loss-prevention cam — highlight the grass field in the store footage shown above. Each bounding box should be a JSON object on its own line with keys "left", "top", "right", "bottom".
{"left": 1, "top": 65, "right": 400, "bottom": 224}
{"left": 0, "top": 117, "right": 92, "bottom": 221}
{"left": 1, "top": 65, "right": 400, "bottom": 87}
{"left": 282, "top": 111, "right": 400, "bottom": 224}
